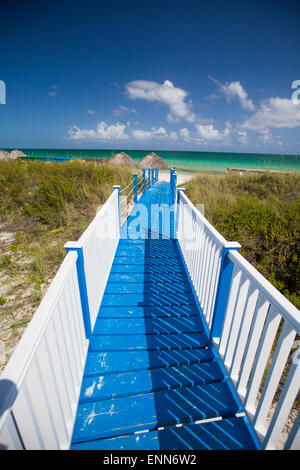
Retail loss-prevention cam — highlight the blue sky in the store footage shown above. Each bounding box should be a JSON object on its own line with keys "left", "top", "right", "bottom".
{"left": 0, "top": 0, "right": 300, "bottom": 153}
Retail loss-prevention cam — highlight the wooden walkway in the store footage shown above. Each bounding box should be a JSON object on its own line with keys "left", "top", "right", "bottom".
{"left": 70, "top": 182, "right": 260, "bottom": 450}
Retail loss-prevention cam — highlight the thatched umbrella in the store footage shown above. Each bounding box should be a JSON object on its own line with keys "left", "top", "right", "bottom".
{"left": 137, "top": 152, "right": 168, "bottom": 169}
{"left": 0, "top": 150, "right": 11, "bottom": 159}
{"left": 10, "top": 149, "right": 27, "bottom": 158}
{"left": 109, "top": 152, "right": 135, "bottom": 167}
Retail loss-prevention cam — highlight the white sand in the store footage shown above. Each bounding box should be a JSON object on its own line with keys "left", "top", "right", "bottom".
{"left": 158, "top": 170, "right": 194, "bottom": 186}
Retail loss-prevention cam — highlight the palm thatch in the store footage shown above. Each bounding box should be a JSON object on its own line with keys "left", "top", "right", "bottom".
{"left": 137, "top": 152, "right": 168, "bottom": 169}
{"left": 109, "top": 152, "right": 135, "bottom": 167}
{"left": 10, "top": 149, "right": 27, "bottom": 158}
{"left": 0, "top": 150, "right": 12, "bottom": 159}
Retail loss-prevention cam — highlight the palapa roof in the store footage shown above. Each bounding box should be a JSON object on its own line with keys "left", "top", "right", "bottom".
{"left": 109, "top": 152, "right": 135, "bottom": 167}
{"left": 137, "top": 152, "right": 169, "bottom": 169}
{"left": 9, "top": 149, "right": 27, "bottom": 158}
{"left": 0, "top": 149, "right": 27, "bottom": 160}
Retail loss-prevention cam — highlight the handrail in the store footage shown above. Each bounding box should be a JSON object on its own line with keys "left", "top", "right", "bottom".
{"left": 228, "top": 250, "right": 299, "bottom": 332}
{"left": 176, "top": 189, "right": 300, "bottom": 450}
{"left": 220, "top": 249, "right": 300, "bottom": 449}
{"left": 65, "top": 188, "right": 120, "bottom": 332}
{"left": 176, "top": 189, "right": 230, "bottom": 329}
{"left": 0, "top": 170, "right": 158, "bottom": 450}
{"left": 0, "top": 251, "right": 88, "bottom": 449}
{"left": 178, "top": 191, "right": 228, "bottom": 248}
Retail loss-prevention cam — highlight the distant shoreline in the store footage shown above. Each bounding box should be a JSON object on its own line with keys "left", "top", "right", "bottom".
{"left": 4, "top": 148, "right": 299, "bottom": 174}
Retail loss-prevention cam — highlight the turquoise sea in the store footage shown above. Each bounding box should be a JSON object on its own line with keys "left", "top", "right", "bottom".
{"left": 9, "top": 148, "right": 300, "bottom": 174}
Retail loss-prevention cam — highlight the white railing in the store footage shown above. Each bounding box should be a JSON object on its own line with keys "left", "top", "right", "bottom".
{"left": 176, "top": 189, "right": 300, "bottom": 450}
{"left": 0, "top": 177, "right": 157, "bottom": 450}
{"left": 219, "top": 250, "right": 300, "bottom": 450}
{"left": 176, "top": 190, "right": 240, "bottom": 329}
{"left": 65, "top": 188, "right": 120, "bottom": 332}
{"left": 0, "top": 251, "right": 88, "bottom": 450}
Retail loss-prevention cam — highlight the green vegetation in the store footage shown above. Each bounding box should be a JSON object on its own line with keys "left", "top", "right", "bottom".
{"left": 184, "top": 172, "right": 300, "bottom": 308}
{"left": 0, "top": 159, "right": 133, "bottom": 369}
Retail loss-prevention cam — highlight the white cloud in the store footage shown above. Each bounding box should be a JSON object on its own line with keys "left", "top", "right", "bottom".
{"left": 87, "top": 109, "right": 96, "bottom": 115}
{"left": 209, "top": 76, "right": 255, "bottom": 111}
{"left": 179, "top": 128, "right": 192, "bottom": 142}
{"left": 259, "top": 130, "right": 273, "bottom": 143}
{"left": 68, "top": 121, "right": 129, "bottom": 141}
{"left": 236, "top": 130, "right": 250, "bottom": 144}
{"left": 241, "top": 97, "right": 300, "bottom": 131}
{"left": 131, "top": 126, "right": 177, "bottom": 141}
{"left": 113, "top": 105, "right": 137, "bottom": 116}
{"left": 195, "top": 122, "right": 231, "bottom": 141}
{"left": 125, "top": 79, "right": 196, "bottom": 123}
{"left": 222, "top": 81, "right": 255, "bottom": 111}
{"left": 48, "top": 84, "right": 58, "bottom": 97}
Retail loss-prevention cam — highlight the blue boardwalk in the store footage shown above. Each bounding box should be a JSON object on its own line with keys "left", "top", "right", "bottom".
{"left": 71, "top": 182, "right": 260, "bottom": 450}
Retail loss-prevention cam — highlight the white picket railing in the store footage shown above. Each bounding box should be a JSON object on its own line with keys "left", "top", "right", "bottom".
{"left": 176, "top": 190, "right": 240, "bottom": 330}
{"left": 0, "top": 177, "right": 298, "bottom": 450}
{"left": 65, "top": 188, "right": 120, "bottom": 332}
{"left": 219, "top": 250, "right": 300, "bottom": 450}
{"left": 0, "top": 251, "right": 88, "bottom": 450}
{"left": 176, "top": 189, "right": 300, "bottom": 450}
{"left": 0, "top": 187, "right": 121, "bottom": 450}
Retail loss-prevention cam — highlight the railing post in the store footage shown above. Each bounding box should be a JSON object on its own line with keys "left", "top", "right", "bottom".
{"left": 170, "top": 169, "right": 176, "bottom": 205}
{"left": 175, "top": 188, "right": 185, "bottom": 237}
{"left": 173, "top": 172, "right": 177, "bottom": 204}
{"left": 113, "top": 185, "right": 121, "bottom": 232}
{"left": 210, "top": 242, "right": 241, "bottom": 342}
{"left": 133, "top": 173, "right": 138, "bottom": 203}
{"left": 64, "top": 242, "right": 92, "bottom": 339}
{"left": 142, "top": 169, "right": 146, "bottom": 192}
{"left": 148, "top": 168, "right": 151, "bottom": 188}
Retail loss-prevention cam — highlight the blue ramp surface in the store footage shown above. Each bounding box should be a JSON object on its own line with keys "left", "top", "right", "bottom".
{"left": 70, "top": 182, "right": 260, "bottom": 450}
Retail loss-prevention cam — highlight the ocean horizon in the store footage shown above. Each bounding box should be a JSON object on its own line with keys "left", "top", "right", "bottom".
{"left": 4, "top": 148, "right": 300, "bottom": 174}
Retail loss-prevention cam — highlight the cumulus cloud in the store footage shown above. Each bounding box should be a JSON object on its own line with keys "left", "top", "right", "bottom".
{"left": 209, "top": 76, "right": 255, "bottom": 111}
{"left": 241, "top": 97, "right": 300, "bottom": 131}
{"left": 68, "top": 121, "right": 129, "bottom": 141}
{"left": 48, "top": 84, "right": 58, "bottom": 97}
{"left": 113, "top": 105, "right": 137, "bottom": 116}
{"left": 125, "top": 79, "right": 196, "bottom": 123}
{"left": 236, "top": 130, "right": 250, "bottom": 144}
{"left": 195, "top": 122, "right": 231, "bottom": 141}
{"left": 179, "top": 128, "right": 192, "bottom": 142}
{"left": 131, "top": 126, "right": 177, "bottom": 141}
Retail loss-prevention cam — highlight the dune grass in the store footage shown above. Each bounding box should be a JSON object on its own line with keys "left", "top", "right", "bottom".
{"left": 0, "top": 159, "right": 133, "bottom": 369}
{"left": 184, "top": 171, "right": 300, "bottom": 309}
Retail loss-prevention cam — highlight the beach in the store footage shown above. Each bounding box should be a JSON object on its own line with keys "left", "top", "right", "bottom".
{"left": 158, "top": 169, "right": 195, "bottom": 185}
{"left": 7, "top": 148, "right": 300, "bottom": 174}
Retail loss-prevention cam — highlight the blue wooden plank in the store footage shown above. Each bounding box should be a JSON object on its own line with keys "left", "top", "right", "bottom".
{"left": 104, "top": 282, "right": 191, "bottom": 294}
{"left": 89, "top": 333, "right": 208, "bottom": 352}
{"left": 84, "top": 348, "right": 214, "bottom": 376}
{"left": 71, "top": 416, "right": 259, "bottom": 450}
{"left": 101, "top": 292, "right": 195, "bottom": 307}
{"left": 79, "top": 362, "right": 224, "bottom": 403}
{"left": 107, "top": 272, "right": 189, "bottom": 284}
{"left": 110, "top": 264, "right": 185, "bottom": 274}
{"left": 93, "top": 317, "right": 205, "bottom": 335}
{"left": 71, "top": 381, "right": 239, "bottom": 443}
{"left": 70, "top": 181, "right": 253, "bottom": 450}
{"left": 112, "top": 257, "right": 183, "bottom": 269}
{"left": 98, "top": 305, "right": 201, "bottom": 318}
{"left": 118, "top": 239, "right": 177, "bottom": 247}
{"left": 115, "top": 249, "right": 181, "bottom": 259}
